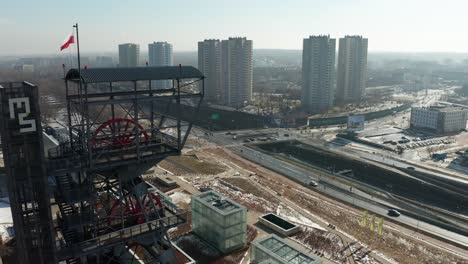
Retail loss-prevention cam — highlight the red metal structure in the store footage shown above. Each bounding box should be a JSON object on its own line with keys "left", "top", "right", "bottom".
{"left": 92, "top": 118, "right": 149, "bottom": 147}
{"left": 108, "top": 192, "right": 163, "bottom": 224}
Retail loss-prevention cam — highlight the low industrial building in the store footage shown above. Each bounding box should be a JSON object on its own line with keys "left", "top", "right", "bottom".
{"left": 258, "top": 213, "right": 300, "bottom": 236}
{"left": 191, "top": 190, "right": 247, "bottom": 253}
{"left": 410, "top": 105, "right": 468, "bottom": 134}
{"left": 250, "top": 235, "right": 322, "bottom": 264}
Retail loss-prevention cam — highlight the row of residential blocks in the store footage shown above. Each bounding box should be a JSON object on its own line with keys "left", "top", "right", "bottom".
{"left": 118, "top": 38, "right": 253, "bottom": 108}
{"left": 302, "top": 35, "right": 368, "bottom": 114}
{"left": 118, "top": 35, "right": 368, "bottom": 111}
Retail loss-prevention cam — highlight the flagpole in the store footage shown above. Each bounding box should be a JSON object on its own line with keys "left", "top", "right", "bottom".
{"left": 73, "top": 23, "right": 81, "bottom": 72}
{"left": 73, "top": 23, "right": 84, "bottom": 150}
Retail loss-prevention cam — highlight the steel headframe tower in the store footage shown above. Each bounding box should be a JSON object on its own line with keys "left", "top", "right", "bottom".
{"left": 0, "top": 82, "right": 56, "bottom": 264}
{"left": 46, "top": 66, "right": 204, "bottom": 263}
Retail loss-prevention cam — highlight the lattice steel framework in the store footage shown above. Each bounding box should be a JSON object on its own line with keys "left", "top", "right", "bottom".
{"left": 47, "top": 66, "right": 204, "bottom": 263}
{"left": 0, "top": 82, "right": 56, "bottom": 264}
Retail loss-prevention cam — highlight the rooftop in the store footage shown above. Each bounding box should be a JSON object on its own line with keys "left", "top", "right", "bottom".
{"left": 414, "top": 105, "right": 467, "bottom": 112}
{"left": 193, "top": 190, "right": 245, "bottom": 214}
{"left": 261, "top": 213, "right": 296, "bottom": 230}
{"left": 436, "top": 107, "right": 467, "bottom": 112}
{"left": 254, "top": 235, "right": 321, "bottom": 264}
{"left": 64, "top": 66, "right": 204, "bottom": 84}
{"left": 0, "top": 81, "right": 35, "bottom": 89}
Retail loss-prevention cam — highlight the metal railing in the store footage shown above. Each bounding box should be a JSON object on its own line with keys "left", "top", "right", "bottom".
{"left": 56, "top": 211, "right": 187, "bottom": 256}
{"left": 151, "top": 189, "right": 180, "bottom": 214}
{"left": 47, "top": 132, "right": 180, "bottom": 173}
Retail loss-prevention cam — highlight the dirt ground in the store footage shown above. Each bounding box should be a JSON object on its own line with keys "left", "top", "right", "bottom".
{"left": 293, "top": 228, "right": 347, "bottom": 263}
{"left": 283, "top": 186, "right": 466, "bottom": 264}
{"left": 162, "top": 144, "right": 468, "bottom": 264}
{"left": 222, "top": 177, "right": 280, "bottom": 204}
{"left": 209, "top": 147, "right": 468, "bottom": 264}
{"left": 159, "top": 154, "right": 227, "bottom": 175}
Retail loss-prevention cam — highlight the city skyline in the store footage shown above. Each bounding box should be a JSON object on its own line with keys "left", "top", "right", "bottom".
{"left": 2, "top": 0, "right": 468, "bottom": 55}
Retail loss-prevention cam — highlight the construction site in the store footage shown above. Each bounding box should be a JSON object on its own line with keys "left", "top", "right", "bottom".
{"left": 0, "top": 66, "right": 467, "bottom": 264}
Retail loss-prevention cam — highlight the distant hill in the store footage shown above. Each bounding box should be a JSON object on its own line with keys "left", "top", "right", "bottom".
{"left": 3, "top": 50, "right": 468, "bottom": 69}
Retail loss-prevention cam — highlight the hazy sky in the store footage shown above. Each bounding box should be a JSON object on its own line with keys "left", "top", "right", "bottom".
{"left": 2, "top": 0, "right": 468, "bottom": 56}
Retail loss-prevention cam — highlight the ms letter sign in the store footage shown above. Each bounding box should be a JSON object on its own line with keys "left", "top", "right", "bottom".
{"left": 9, "top": 97, "right": 37, "bottom": 133}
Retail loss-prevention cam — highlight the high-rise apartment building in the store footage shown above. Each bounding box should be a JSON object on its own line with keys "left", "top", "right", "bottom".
{"left": 95, "top": 56, "right": 113, "bottom": 67}
{"left": 118, "top": 43, "right": 140, "bottom": 67}
{"left": 198, "top": 39, "right": 222, "bottom": 102}
{"left": 221, "top": 37, "right": 253, "bottom": 107}
{"left": 336, "top": 36, "right": 368, "bottom": 103}
{"left": 301, "top": 35, "right": 336, "bottom": 113}
{"left": 148, "top": 42, "right": 174, "bottom": 89}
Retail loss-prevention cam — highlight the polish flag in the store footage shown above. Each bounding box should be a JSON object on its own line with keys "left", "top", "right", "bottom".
{"left": 60, "top": 34, "right": 75, "bottom": 51}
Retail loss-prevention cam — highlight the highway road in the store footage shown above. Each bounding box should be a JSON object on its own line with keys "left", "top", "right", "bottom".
{"left": 197, "top": 88, "right": 468, "bottom": 249}
{"left": 225, "top": 143, "right": 468, "bottom": 249}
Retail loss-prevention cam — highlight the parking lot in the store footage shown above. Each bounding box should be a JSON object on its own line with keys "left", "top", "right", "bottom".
{"left": 354, "top": 126, "right": 468, "bottom": 172}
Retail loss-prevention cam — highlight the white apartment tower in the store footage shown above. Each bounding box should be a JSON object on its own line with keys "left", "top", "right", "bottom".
{"left": 301, "top": 35, "right": 336, "bottom": 113}
{"left": 118, "top": 43, "right": 140, "bottom": 67}
{"left": 336, "top": 36, "right": 368, "bottom": 103}
{"left": 221, "top": 37, "right": 253, "bottom": 107}
{"left": 198, "top": 39, "right": 222, "bottom": 102}
{"left": 148, "top": 41, "right": 174, "bottom": 88}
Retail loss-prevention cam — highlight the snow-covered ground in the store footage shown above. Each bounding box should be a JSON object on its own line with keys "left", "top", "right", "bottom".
{"left": 276, "top": 204, "right": 326, "bottom": 231}
{"left": 169, "top": 191, "right": 191, "bottom": 205}
{"left": 0, "top": 199, "right": 13, "bottom": 241}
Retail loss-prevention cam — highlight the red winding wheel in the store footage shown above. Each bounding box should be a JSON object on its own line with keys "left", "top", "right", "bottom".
{"left": 108, "top": 193, "right": 163, "bottom": 224}
{"left": 92, "top": 118, "right": 149, "bottom": 148}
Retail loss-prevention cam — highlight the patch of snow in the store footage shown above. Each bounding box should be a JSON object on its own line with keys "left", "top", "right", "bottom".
{"left": 201, "top": 179, "right": 277, "bottom": 213}
{"left": 0, "top": 201, "right": 13, "bottom": 240}
{"left": 169, "top": 192, "right": 191, "bottom": 205}
{"left": 276, "top": 204, "right": 326, "bottom": 231}
{"left": 178, "top": 176, "right": 190, "bottom": 184}
{"left": 239, "top": 249, "right": 249, "bottom": 264}
{"left": 0, "top": 201, "right": 12, "bottom": 223}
